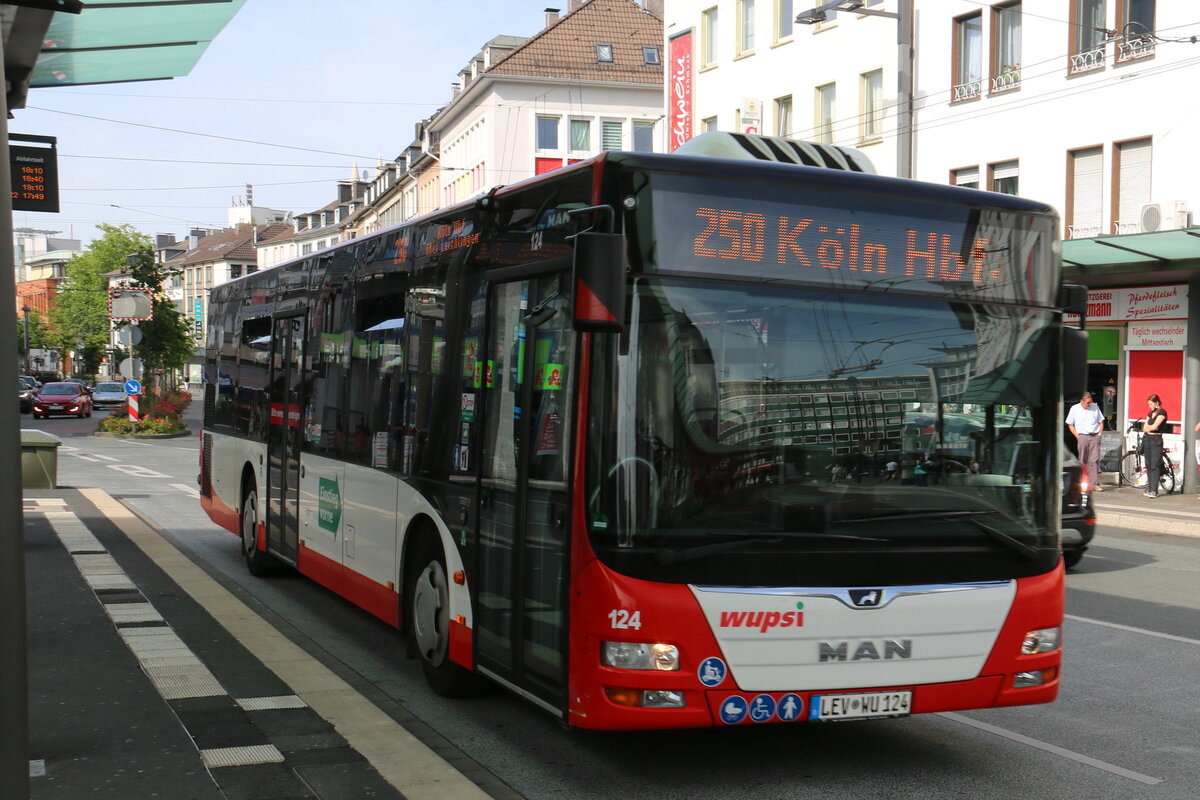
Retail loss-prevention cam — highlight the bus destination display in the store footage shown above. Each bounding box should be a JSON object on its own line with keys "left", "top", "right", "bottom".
{"left": 651, "top": 177, "right": 1056, "bottom": 306}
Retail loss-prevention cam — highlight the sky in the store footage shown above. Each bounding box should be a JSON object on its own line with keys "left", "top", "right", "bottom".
{"left": 11, "top": 0, "right": 560, "bottom": 248}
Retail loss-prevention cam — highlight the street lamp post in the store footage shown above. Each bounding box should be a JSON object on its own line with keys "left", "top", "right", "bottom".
{"left": 797, "top": 0, "right": 914, "bottom": 179}
{"left": 20, "top": 307, "right": 30, "bottom": 375}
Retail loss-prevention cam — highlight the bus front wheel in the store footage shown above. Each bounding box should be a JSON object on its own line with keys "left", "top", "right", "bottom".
{"left": 406, "top": 537, "right": 484, "bottom": 697}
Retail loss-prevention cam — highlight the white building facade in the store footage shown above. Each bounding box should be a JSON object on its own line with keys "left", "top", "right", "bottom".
{"left": 432, "top": 0, "right": 664, "bottom": 208}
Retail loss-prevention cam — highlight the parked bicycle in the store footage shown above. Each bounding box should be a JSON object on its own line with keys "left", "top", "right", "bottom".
{"left": 1119, "top": 421, "right": 1176, "bottom": 494}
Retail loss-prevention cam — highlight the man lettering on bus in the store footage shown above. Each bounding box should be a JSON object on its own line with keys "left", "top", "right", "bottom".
{"left": 1066, "top": 391, "right": 1104, "bottom": 492}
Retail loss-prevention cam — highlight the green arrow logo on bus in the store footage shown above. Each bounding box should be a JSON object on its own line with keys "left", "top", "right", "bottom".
{"left": 318, "top": 477, "right": 342, "bottom": 534}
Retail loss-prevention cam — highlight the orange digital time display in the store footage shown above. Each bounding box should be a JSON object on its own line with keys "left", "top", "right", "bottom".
{"left": 690, "top": 206, "right": 1000, "bottom": 285}
{"left": 10, "top": 143, "right": 59, "bottom": 213}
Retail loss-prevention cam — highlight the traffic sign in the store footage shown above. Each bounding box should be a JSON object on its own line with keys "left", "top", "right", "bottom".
{"left": 124, "top": 379, "right": 142, "bottom": 396}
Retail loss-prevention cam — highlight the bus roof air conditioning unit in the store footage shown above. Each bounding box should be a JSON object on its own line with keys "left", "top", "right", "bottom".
{"left": 674, "top": 132, "right": 876, "bottom": 174}
{"left": 1139, "top": 201, "right": 1190, "bottom": 232}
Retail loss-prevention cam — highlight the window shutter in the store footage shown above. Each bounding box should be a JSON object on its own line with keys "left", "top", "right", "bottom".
{"left": 1117, "top": 139, "right": 1152, "bottom": 226}
{"left": 601, "top": 121, "right": 623, "bottom": 150}
{"left": 1071, "top": 147, "right": 1103, "bottom": 233}
{"left": 954, "top": 167, "right": 979, "bottom": 187}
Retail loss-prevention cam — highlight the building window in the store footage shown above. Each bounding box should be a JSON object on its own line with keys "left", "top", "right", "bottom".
{"left": 596, "top": 43, "right": 614, "bottom": 63}
{"left": 1070, "top": 0, "right": 1108, "bottom": 74}
{"left": 537, "top": 116, "right": 559, "bottom": 150}
{"left": 701, "top": 116, "right": 718, "bottom": 133}
{"left": 991, "top": 3, "right": 1022, "bottom": 92}
{"left": 633, "top": 121, "right": 655, "bottom": 152}
{"left": 570, "top": 119, "right": 591, "bottom": 151}
{"left": 815, "top": 83, "right": 836, "bottom": 143}
{"left": 1117, "top": 0, "right": 1155, "bottom": 61}
{"left": 775, "top": 0, "right": 793, "bottom": 40}
{"left": 774, "top": 95, "right": 792, "bottom": 137}
{"left": 1114, "top": 137, "right": 1151, "bottom": 233}
{"left": 230, "top": 264, "right": 242, "bottom": 279}
{"left": 601, "top": 120, "right": 623, "bottom": 150}
{"left": 738, "top": 0, "right": 756, "bottom": 55}
{"left": 701, "top": 6, "right": 719, "bottom": 67}
{"left": 953, "top": 13, "right": 983, "bottom": 101}
{"left": 860, "top": 70, "right": 883, "bottom": 141}
{"left": 989, "top": 160, "right": 1019, "bottom": 195}
{"left": 1067, "top": 146, "right": 1103, "bottom": 238}
{"left": 952, "top": 166, "right": 980, "bottom": 190}
{"left": 643, "top": 46, "right": 661, "bottom": 65}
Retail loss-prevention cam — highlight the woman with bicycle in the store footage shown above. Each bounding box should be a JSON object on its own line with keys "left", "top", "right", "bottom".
{"left": 1142, "top": 394, "right": 1168, "bottom": 498}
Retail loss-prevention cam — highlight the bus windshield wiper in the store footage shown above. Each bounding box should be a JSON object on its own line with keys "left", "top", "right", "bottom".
{"left": 840, "top": 510, "right": 1042, "bottom": 561}
{"left": 657, "top": 531, "right": 887, "bottom": 566}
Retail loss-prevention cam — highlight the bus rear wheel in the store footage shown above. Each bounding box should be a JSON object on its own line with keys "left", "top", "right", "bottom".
{"left": 406, "top": 538, "right": 484, "bottom": 697}
{"left": 241, "top": 488, "right": 276, "bottom": 577}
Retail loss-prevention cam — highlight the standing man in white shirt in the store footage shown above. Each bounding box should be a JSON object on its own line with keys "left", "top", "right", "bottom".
{"left": 1066, "top": 391, "right": 1105, "bottom": 492}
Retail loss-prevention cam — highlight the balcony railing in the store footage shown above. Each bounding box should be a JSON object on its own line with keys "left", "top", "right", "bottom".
{"left": 1118, "top": 36, "right": 1155, "bottom": 62}
{"left": 1114, "top": 220, "right": 1140, "bottom": 235}
{"left": 1070, "top": 47, "right": 1105, "bottom": 74}
{"left": 991, "top": 67, "right": 1021, "bottom": 92}
{"left": 953, "top": 79, "right": 982, "bottom": 102}
{"left": 1067, "top": 223, "right": 1102, "bottom": 239}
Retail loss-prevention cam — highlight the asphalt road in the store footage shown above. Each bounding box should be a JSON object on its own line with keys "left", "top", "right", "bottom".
{"left": 38, "top": 410, "right": 1200, "bottom": 800}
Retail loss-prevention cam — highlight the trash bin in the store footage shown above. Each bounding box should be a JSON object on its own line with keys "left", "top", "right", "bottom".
{"left": 21, "top": 429, "right": 62, "bottom": 489}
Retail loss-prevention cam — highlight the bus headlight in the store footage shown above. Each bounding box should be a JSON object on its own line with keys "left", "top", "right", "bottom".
{"left": 601, "top": 641, "right": 680, "bottom": 671}
{"left": 1021, "top": 627, "right": 1060, "bottom": 654}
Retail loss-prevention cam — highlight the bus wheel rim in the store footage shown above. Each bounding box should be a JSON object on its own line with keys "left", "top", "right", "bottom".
{"left": 413, "top": 559, "right": 449, "bottom": 665}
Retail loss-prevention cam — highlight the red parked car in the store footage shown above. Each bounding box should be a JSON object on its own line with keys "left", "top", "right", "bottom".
{"left": 32, "top": 381, "right": 92, "bottom": 419}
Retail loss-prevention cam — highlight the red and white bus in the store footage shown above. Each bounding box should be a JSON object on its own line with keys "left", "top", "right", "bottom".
{"left": 201, "top": 133, "right": 1074, "bottom": 730}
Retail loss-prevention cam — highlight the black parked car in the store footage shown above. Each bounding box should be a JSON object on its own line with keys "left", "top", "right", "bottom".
{"left": 1061, "top": 447, "right": 1097, "bottom": 569}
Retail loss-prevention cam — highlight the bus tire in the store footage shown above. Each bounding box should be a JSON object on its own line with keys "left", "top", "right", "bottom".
{"left": 406, "top": 536, "right": 484, "bottom": 697}
{"left": 241, "top": 487, "right": 276, "bottom": 577}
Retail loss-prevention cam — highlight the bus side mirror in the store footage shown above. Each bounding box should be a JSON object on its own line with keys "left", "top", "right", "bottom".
{"left": 572, "top": 231, "right": 627, "bottom": 333}
{"left": 1058, "top": 283, "right": 1088, "bottom": 317}
{"left": 1062, "top": 327, "right": 1088, "bottom": 400}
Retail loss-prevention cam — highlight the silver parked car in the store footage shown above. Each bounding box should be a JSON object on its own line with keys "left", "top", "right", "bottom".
{"left": 91, "top": 381, "right": 129, "bottom": 409}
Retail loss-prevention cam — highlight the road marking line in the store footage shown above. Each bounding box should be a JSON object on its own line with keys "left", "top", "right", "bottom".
{"left": 79, "top": 487, "right": 492, "bottom": 800}
{"left": 939, "top": 712, "right": 1164, "bottom": 784}
{"left": 170, "top": 483, "right": 201, "bottom": 497}
{"left": 1066, "top": 614, "right": 1200, "bottom": 645}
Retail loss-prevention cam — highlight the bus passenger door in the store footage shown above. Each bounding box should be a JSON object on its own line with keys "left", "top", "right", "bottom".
{"left": 476, "top": 274, "right": 573, "bottom": 713}
{"left": 267, "top": 314, "right": 305, "bottom": 565}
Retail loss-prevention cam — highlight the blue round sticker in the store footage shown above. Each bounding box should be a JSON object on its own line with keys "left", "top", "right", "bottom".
{"left": 697, "top": 657, "right": 727, "bottom": 687}
{"left": 748, "top": 694, "right": 777, "bottom": 723}
{"left": 719, "top": 695, "right": 748, "bottom": 724}
{"left": 776, "top": 693, "right": 805, "bottom": 722}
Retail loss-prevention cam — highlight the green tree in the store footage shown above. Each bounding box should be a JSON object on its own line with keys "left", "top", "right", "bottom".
{"left": 50, "top": 224, "right": 153, "bottom": 375}
{"left": 123, "top": 249, "right": 194, "bottom": 389}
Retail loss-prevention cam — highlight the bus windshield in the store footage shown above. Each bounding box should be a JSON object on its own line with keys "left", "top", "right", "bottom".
{"left": 584, "top": 278, "right": 1061, "bottom": 587}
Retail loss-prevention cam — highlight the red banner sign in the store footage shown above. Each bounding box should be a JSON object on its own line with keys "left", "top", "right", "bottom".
{"left": 669, "top": 31, "right": 694, "bottom": 152}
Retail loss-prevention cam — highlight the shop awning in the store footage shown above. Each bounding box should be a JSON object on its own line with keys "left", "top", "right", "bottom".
{"left": 1062, "top": 227, "right": 1200, "bottom": 287}
{"left": 26, "top": 0, "right": 246, "bottom": 93}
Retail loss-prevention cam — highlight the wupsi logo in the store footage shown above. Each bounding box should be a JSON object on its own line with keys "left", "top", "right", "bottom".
{"left": 718, "top": 602, "right": 805, "bottom": 632}
{"left": 848, "top": 589, "right": 884, "bottom": 608}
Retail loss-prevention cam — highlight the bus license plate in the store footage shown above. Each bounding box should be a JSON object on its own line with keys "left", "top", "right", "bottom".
{"left": 810, "top": 691, "right": 911, "bottom": 721}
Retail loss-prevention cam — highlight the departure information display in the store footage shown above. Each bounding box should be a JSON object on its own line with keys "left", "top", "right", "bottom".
{"left": 650, "top": 172, "right": 1058, "bottom": 306}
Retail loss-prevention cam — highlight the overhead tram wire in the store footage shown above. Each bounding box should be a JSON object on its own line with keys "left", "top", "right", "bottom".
{"left": 25, "top": 105, "right": 380, "bottom": 161}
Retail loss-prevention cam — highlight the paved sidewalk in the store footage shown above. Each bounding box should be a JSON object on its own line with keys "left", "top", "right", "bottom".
{"left": 1090, "top": 478, "right": 1200, "bottom": 537}
{"left": 24, "top": 488, "right": 494, "bottom": 800}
